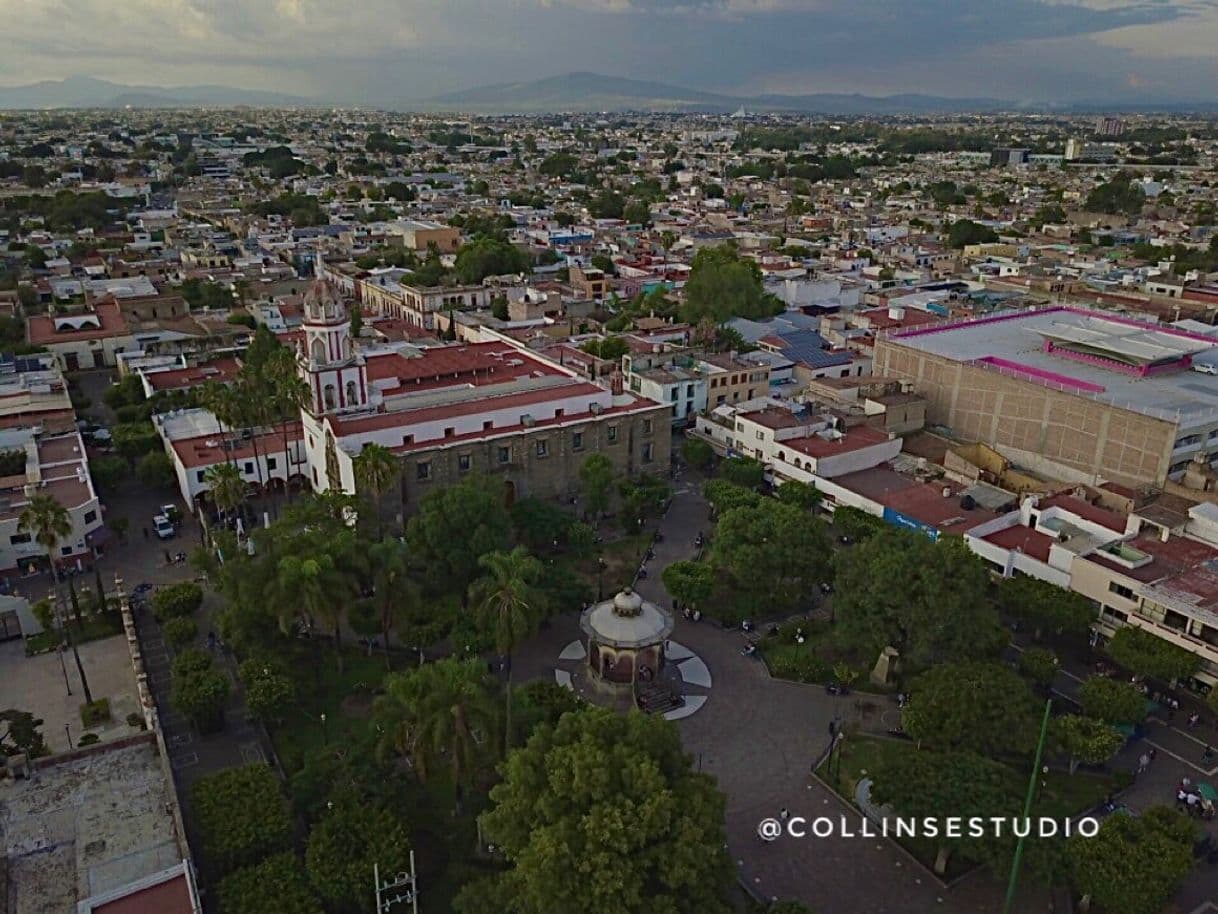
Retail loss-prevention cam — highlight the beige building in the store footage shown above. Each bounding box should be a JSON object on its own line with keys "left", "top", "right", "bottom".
{"left": 385, "top": 219, "right": 461, "bottom": 253}
{"left": 874, "top": 308, "right": 1218, "bottom": 487}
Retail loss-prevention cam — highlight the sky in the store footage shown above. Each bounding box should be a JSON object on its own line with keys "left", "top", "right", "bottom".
{"left": 2, "top": 0, "right": 1217, "bottom": 105}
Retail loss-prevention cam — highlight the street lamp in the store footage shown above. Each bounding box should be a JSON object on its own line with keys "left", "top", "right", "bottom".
{"left": 320, "top": 712, "right": 328, "bottom": 747}
{"left": 597, "top": 557, "right": 607, "bottom": 601}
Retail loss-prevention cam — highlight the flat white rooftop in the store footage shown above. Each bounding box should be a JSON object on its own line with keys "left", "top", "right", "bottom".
{"left": 888, "top": 307, "right": 1218, "bottom": 427}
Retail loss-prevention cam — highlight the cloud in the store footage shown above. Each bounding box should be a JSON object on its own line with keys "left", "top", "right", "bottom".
{"left": 0, "top": 0, "right": 1212, "bottom": 104}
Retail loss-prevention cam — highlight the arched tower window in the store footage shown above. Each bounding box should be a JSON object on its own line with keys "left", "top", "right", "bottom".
{"left": 311, "top": 338, "right": 326, "bottom": 364}
{"left": 323, "top": 384, "right": 336, "bottom": 410}
{"left": 346, "top": 380, "right": 358, "bottom": 405}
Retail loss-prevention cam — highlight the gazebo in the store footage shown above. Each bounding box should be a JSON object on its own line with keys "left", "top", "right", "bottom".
{"left": 579, "top": 588, "right": 674, "bottom": 691}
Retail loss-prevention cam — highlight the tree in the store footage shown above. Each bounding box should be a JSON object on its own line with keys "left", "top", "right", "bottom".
{"left": 903, "top": 661, "right": 1039, "bottom": 756}
{"left": 1085, "top": 172, "right": 1146, "bottom": 216}
{"left": 1050, "top": 714, "right": 1123, "bottom": 774}
{"left": 1107, "top": 626, "right": 1200, "bottom": 683}
{"left": 274, "top": 552, "right": 352, "bottom": 671}
{"left": 162, "top": 616, "right": 198, "bottom": 651}
{"left": 1078, "top": 676, "right": 1148, "bottom": 725}
{"left": 871, "top": 749, "right": 1020, "bottom": 875}
{"left": 20, "top": 493, "right": 93, "bottom": 703}
{"left": 680, "top": 245, "right": 780, "bottom": 324}
{"left": 465, "top": 707, "right": 732, "bottom": 914}
{"left": 774, "top": 479, "right": 822, "bottom": 511}
{"left": 172, "top": 650, "right": 230, "bottom": 734}
{"left": 352, "top": 442, "right": 399, "bottom": 537}
{"left": 135, "top": 451, "right": 175, "bottom": 489}
{"left": 191, "top": 764, "right": 293, "bottom": 875}
{"left": 454, "top": 237, "right": 529, "bottom": 284}
{"left": 510, "top": 497, "right": 573, "bottom": 552}
{"left": 703, "top": 479, "right": 761, "bottom": 515}
{"left": 0, "top": 708, "right": 49, "bottom": 758}
{"left": 240, "top": 660, "right": 296, "bottom": 725}
{"left": 681, "top": 437, "right": 714, "bottom": 471}
{"left": 405, "top": 474, "right": 512, "bottom": 600}
{"left": 374, "top": 659, "right": 498, "bottom": 802}
{"left": 470, "top": 546, "right": 545, "bottom": 749}
{"left": 1018, "top": 646, "right": 1059, "bottom": 689}
{"left": 578, "top": 454, "right": 615, "bottom": 519}
{"left": 1068, "top": 807, "right": 1193, "bottom": 914}
{"left": 88, "top": 455, "right": 129, "bottom": 494}
{"left": 719, "top": 456, "right": 765, "bottom": 490}
{"left": 946, "top": 219, "right": 999, "bottom": 248}
{"left": 996, "top": 575, "right": 1095, "bottom": 642}
{"left": 830, "top": 505, "right": 885, "bottom": 542}
{"left": 834, "top": 528, "right": 1003, "bottom": 670}
{"left": 364, "top": 538, "right": 419, "bottom": 669}
{"left": 618, "top": 474, "right": 671, "bottom": 529}
{"left": 661, "top": 560, "right": 715, "bottom": 610}
{"left": 712, "top": 500, "right": 831, "bottom": 612}
{"left": 306, "top": 801, "right": 411, "bottom": 914}
{"left": 152, "top": 581, "right": 203, "bottom": 620}
{"left": 219, "top": 853, "right": 324, "bottom": 914}
{"left": 205, "top": 462, "right": 246, "bottom": 520}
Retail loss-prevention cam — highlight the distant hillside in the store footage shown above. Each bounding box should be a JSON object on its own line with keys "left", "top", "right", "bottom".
{"left": 417, "top": 71, "right": 1011, "bottom": 114}
{"left": 0, "top": 76, "right": 316, "bottom": 109}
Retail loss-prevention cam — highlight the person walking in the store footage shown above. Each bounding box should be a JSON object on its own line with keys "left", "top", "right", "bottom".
{"left": 1137, "top": 753, "right": 1150, "bottom": 775}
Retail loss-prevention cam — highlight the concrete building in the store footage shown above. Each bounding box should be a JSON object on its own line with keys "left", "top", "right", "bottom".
{"left": 26, "top": 301, "right": 136, "bottom": 371}
{"left": 385, "top": 219, "right": 461, "bottom": 253}
{"left": 874, "top": 307, "right": 1218, "bottom": 487}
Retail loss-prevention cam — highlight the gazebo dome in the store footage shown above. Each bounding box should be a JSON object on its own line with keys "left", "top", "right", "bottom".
{"left": 581, "top": 588, "right": 674, "bottom": 650}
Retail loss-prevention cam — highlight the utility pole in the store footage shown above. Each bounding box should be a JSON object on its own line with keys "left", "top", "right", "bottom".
{"left": 1002, "top": 698, "right": 1052, "bottom": 914}
{"left": 374, "top": 852, "right": 418, "bottom": 914}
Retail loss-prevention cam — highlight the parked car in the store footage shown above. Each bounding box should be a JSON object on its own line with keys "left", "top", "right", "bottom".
{"left": 152, "top": 514, "right": 175, "bottom": 540}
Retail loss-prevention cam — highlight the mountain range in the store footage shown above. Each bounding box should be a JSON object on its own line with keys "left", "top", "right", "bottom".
{"left": 0, "top": 76, "right": 315, "bottom": 110}
{"left": 416, "top": 72, "right": 1011, "bottom": 115}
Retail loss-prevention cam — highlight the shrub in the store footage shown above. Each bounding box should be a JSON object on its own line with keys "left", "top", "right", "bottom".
{"left": 172, "top": 647, "right": 213, "bottom": 678}
{"left": 77, "top": 732, "right": 100, "bottom": 746}
{"left": 126, "top": 711, "right": 147, "bottom": 729}
{"left": 239, "top": 662, "right": 295, "bottom": 725}
{"left": 163, "top": 616, "right": 198, "bottom": 651}
{"left": 764, "top": 645, "right": 831, "bottom": 683}
{"left": 79, "top": 698, "right": 111, "bottom": 728}
{"left": 191, "top": 765, "right": 293, "bottom": 875}
{"left": 153, "top": 581, "right": 203, "bottom": 621}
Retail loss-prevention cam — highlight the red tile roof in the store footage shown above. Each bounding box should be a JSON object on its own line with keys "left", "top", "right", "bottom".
{"left": 27, "top": 300, "right": 130, "bottom": 345}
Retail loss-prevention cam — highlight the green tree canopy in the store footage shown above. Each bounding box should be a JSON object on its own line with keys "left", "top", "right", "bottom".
{"left": 680, "top": 437, "right": 714, "bottom": 471}
{"left": 219, "top": 853, "right": 324, "bottom": 914}
{"left": 661, "top": 560, "right": 715, "bottom": 609}
{"left": 1078, "top": 676, "right": 1148, "bottom": 725}
{"left": 834, "top": 528, "right": 1003, "bottom": 669}
{"left": 465, "top": 707, "right": 732, "bottom": 914}
{"left": 578, "top": 454, "right": 616, "bottom": 518}
{"left": 405, "top": 474, "right": 512, "bottom": 597}
{"left": 454, "top": 237, "right": 530, "bottom": 284}
{"left": 774, "top": 479, "right": 822, "bottom": 512}
{"left": 305, "top": 801, "right": 412, "bottom": 914}
{"left": 903, "top": 661, "right": 1040, "bottom": 756}
{"left": 702, "top": 479, "right": 761, "bottom": 515}
{"left": 946, "top": 219, "right": 999, "bottom": 248}
{"left": 711, "top": 499, "right": 830, "bottom": 611}
{"left": 996, "top": 575, "right": 1095, "bottom": 641}
{"left": 719, "top": 456, "right": 765, "bottom": 490}
{"left": 1107, "top": 626, "right": 1200, "bottom": 683}
{"left": 680, "top": 245, "right": 782, "bottom": 324}
{"left": 1068, "top": 807, "right": 1194, "bottom": 914}
{"left": 191, "top": 764, "right": 293, "bottom": 875}
{"left": 1050, "top": 714, "right": 1123, "bottom": 774}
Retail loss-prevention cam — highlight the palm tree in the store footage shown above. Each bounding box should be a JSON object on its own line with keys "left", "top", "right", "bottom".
{"left": 353, "top": 443, "right": 399, "bottom": 537}
{"left": 200, "top": 381, "right": 242, "bottom": 469}
{"left": 367, "top": 538, "right": 418, "bottom": 669}
{"left": 204, "top": 462, "right": 246, "bottom": 524}
{"left": 19, "top": 494, "right": 93, "bottom": 703}
{"left": 374, "top": 658, "right": 497, "bottom": 805}
{"left": 469, "top": 546, "right": 544, "bottom": 750}
{"left": 274, "top": 551, "right": 351, "bottom": 671}
{"left": 266, "top": 348, "right": 309, "bottom": 499}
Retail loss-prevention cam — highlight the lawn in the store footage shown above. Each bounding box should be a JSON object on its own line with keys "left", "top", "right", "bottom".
{"left": 24, "top": 612, "right": 124, "bottom": 656}
{"left": 819, "top": 734, "right": 1117, "bottom": 880}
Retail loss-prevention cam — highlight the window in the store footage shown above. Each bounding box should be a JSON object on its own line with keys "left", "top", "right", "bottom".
{"left": 346, "top": 380, "right": 358, "bottom": 404}
{"left": 755, "top": 431, "right": 764, "bottom": 440}
{"left": 416, "top": 461, "right": 431, "bottom": 481}
{"left": 444, "top": 427, "right": 455, "bottom": 438}
{"left": 747, "top": 389, "right": 755, "bottom": 398}
{"left": 196, "top": 470, "right": 206, "bottom": 483}
{"left": 9, "top": 533, "right": 30, "bottom": 545}
{"left": 403, "top": 434, "right": 414, "bottom": 446}
{"left": 536, "top": 439, "right": 549, "bottom": 458}
{"left": 83, "top": 510, "right": 97, "bottom": 524}
{"left": 498, "top": 446, "right": 511, "bottom": 464}
{"left": 642, "top": 443, "right": 654, "bottom": 462}
{"left": 643, "top": 419, "right": 653, "bottom": 435}
{"left": 483, "top": 420, "right": 493, "bottom": 431}
{"left": 1108, "top": 581, "right": 1135, "bottom": 601}
{"left": 573, "top": 432, "right": 584, "bottom": 450}
{"left": 244, "top": 462, "right": 254, "bottom": 475}
{"left": 458, "top": 454, "right": 471, "bottom": 472}
{"left": 670, "top": 388, "right": 678, "bottom": 401}
{"left": 267, "top": 457, "right": 277, "bottom": 470}
{"left": 686, "top": 384, "right": 694, "bottom": 397}
{"left": 607, "top": 425, "right": 618, "bottom": 443}
{"left": 61, "top": 545, "right": 72, "bottom": 556}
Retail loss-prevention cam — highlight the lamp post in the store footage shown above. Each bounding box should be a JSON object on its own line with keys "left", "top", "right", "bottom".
{"left": 320, "top": 712, "right": 328, "bottom": 747}
{"left": 1002, "top": 698, "right": 1053, "bottom": 914}
{"left": 597, "top": 557, "right": 606, "bottom": 601}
